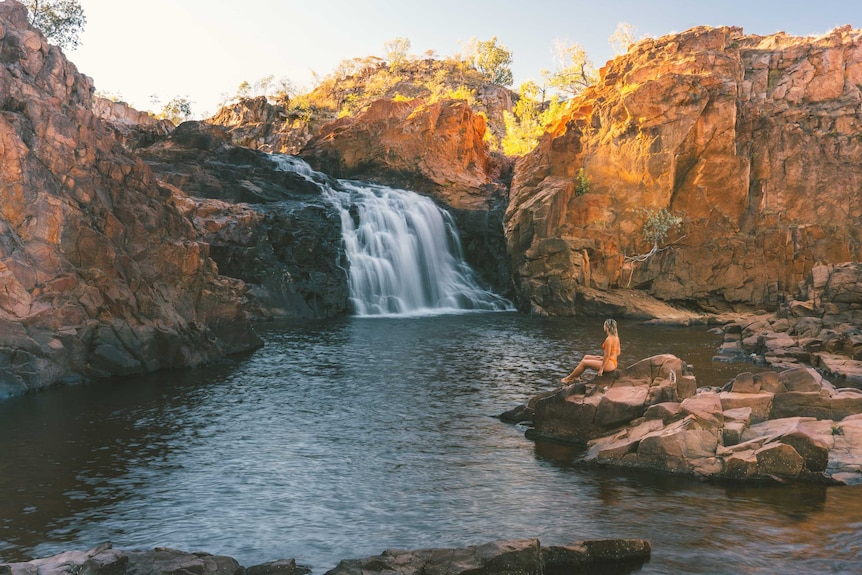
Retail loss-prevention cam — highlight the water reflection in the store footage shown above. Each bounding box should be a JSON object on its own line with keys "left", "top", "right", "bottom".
{"left": 0, "top": 314, "right": 860, "bottom": 575}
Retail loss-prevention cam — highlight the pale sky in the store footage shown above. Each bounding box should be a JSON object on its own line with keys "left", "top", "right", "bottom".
{"left": 61, "top": 0, "right": 862, "bottom": 119}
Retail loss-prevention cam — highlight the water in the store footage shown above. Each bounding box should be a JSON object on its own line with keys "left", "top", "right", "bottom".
{"left": 1, "top": 314, "right": 860, "bottom": 574}
{"left": 270, "top": 154, "right": 512, "bottom": 316}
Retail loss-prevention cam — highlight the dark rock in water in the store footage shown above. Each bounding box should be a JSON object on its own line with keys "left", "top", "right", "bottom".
{"left": 246, "top": 558, "right": 311, "bottom": 575}
{"left": 0, "top": 544, "right": 249, "bottom": 575}
{"left": 0, "top": 540, "right": 647, "bottom": 575}
{"left": 324, "top": 538, "right": 650, "bottom": 575}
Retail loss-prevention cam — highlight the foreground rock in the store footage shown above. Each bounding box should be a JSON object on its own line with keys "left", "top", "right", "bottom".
{"left": 0, "top": 539, "right": 651, "bottom": 575}
{"left": 508, "top": 354, "right": 862, "bottom": 485}
{"left": 0, "top": 2, "right": 260, "bottom": 397}
{"left": 327, "top": 538, "right": 650, "bottom": 575}
{"left": 506, "top": 25, "right": 862, "bottom": 316}
{"left": 716, "top": 262, "right": 862, "bottom": 389}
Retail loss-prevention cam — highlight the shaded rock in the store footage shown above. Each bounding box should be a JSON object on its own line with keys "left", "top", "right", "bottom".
{"left": 324, "top": 538, "right": 650, "bottom": 575}
{"left": 0, "top": 2, "right": 261, "bottom": 396}
{"left": 246, "top": 559, "right": 310, "bottom": 575}
{"left": 0, "top": 544, "right": 244, "bottom": 575}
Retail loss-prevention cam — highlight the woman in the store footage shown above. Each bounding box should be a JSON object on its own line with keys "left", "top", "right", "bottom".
{"left": 561, "top": 318, "right": 620, "bottom": 383}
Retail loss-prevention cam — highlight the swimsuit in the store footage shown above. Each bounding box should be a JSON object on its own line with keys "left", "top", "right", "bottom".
{"left": 602, "top": 338, "right": 619, "bottom": 371}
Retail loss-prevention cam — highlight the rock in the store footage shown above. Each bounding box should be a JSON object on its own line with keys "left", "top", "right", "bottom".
{"left": 519, "top": 354, "right": 862, "bottom": 484}
{"left": 533, "top": 354, "right": 695, "bottom": 443}
{"left": 299, "top": 98, "right": 511, "bottom": 293}
{"left": 324, "top": 538, "right": 651, "bottom": 575}
{"left": 0, "top": 2, "right": 260, "bottom": 396}
{"left": 505, "top": 26, "right": 862, "bottom": 316}
{"left": 0, "top": 544, "right": 245, "bottom": 575}
{"left": 246, "top": 559, "right": 311, "bottom": 575}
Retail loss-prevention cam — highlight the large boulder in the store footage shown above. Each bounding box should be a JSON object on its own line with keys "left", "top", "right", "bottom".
{"left": 505, "top": 26, "right": 862, "bottom": 316}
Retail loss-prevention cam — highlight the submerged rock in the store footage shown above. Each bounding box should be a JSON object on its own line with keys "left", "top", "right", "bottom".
{"left": 512, "top": 354, "right": 862, "bottom": 485}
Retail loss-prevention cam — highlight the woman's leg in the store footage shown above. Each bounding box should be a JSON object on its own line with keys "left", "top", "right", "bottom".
{"left": 562, "top": 355, "right": 604, "bottom": 382}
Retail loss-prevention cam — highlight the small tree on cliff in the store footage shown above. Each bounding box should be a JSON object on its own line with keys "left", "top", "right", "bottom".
{"left": 22, "top": 0, "right": 87, "bottom": 50}
{"left": 542, "top": 39, "right": 597, "bottom": 98}
{"left": 470, "top": 36, "right": 514, "bottom": 86}
{"left": 623, "top": 207, "right": 685, "bottom": 285}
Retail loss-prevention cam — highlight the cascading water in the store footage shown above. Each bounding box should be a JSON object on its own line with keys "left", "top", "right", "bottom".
{"left": 271, "top": 155, "right": 513, "bottom": 316}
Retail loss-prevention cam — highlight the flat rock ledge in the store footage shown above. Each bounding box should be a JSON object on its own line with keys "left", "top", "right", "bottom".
{"left": 0, "top": 539, "right": 651, "bottom": 575}
{"left": 502, "top": 354, "right": 862, "bottom": 486}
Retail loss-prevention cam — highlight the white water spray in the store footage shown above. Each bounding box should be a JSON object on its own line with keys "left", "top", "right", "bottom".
{"left": 272, "top": 155, "right": 512, "bottom": 317}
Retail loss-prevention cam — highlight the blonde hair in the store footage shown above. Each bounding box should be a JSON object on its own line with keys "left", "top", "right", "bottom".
{"left": 604, "top": 318, "right": 618, "bottom": 336}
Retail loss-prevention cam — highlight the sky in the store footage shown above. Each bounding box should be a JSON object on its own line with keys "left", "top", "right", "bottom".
{"left": 60, "top": 0, "right": 862, "bottom": 119}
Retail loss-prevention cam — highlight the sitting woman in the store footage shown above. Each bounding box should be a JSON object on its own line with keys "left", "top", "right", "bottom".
{"left": 561, "top": 318, "right": 621, "bottom": 383}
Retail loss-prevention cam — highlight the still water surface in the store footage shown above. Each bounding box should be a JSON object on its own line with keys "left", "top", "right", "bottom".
{"left": 1, "top": 313, "right": 861, "bottom": 574}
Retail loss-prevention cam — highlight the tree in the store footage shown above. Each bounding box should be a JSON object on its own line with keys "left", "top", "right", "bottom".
{"left": 159, "top": 96, "right": 194, "bottom": 125}
{"left": 609, "top": 22, "right": 636, "bottom": 56}
{"left": 542, "top": 39, "right": 597, "bottom": 98}
{"left": 472, "top": 36, "right": 513, "bottom": 86}
{"left": 384, "top": 37, "right": 411, "bottom": 69}
{"left": 501, "top": 81, "right": 566, "bottom": 156}
{"left": 22, "top": 0, "right": 87, "bottom": 50}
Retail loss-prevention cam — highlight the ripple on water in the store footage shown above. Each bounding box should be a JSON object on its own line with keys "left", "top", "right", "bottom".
{"left": 0, "top": 314, "right": 860, "bottom": 575}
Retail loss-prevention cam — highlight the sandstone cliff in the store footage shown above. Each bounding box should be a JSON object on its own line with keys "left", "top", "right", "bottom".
{"left": 0, "top": 2, "right": 260, "bottom": 397}
{"left": 506, "top": 25, "right": 862, "bottom": 316}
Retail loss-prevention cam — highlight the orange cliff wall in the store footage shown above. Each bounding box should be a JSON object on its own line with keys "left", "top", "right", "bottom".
{"left": 505, "top": 25, "right": 862, "bottom": 316}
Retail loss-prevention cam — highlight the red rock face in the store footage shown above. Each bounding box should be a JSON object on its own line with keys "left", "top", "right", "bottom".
{"left": 506, "top": 25, "right": 862, "bottom": 316}
{"left": 301, "top": 97, "right": 497, "bottom": 210}
{"left": 0, "top": 2, "right": 259, "bottom": 396}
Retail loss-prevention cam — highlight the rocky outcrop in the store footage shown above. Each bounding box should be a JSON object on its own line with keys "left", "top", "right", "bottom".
{"left": 0, "top": 543, "right": 309, "bottom": 575}
{"left": 300, "top": 97, "right": 512, "bottom": 293}
{"left": 716, "top": 262, "right": 862, "bottom": 388}
{"left": 0, "top": 1, "right": 260, "bottom": 398}
{"left": 508, "top": 355, "right": 862, "bottom": 485}
{"left": 207, "top": 96, "right": 319, "bottom": 155}
{"left": 0, "top": 540, "right": 650, "bottom": 575}
{"left": 138, "top": 122, "right": 350, "bottom": 319}
{"left": 91, "top": 96, "right": 174, "bottom": 149}
{"left": 327, "top": 538, "right": 650, "bottom": 575}
{"left": 506, "top": 25, "right": 862, "bottom": 316}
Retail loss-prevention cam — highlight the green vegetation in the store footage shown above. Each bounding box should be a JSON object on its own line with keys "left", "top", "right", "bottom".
{"left": 469, "top": 36, "right": 514, "bottom": 86}
{"left": 501, "top": 81, "right": 565, "bottom": 156}
{"left": 156, "top": 96, "right": 194, "bottom": 125}
{"left": 541, "top": 39, "right": 598, "bottom": 98}
{"left": 575, "top": 168, "right": 591, "bottom": 196}
{"left": 22, "top": 0, "right": 86, "bottom": 50}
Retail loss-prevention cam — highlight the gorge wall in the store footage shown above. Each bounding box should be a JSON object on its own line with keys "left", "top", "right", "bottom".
{"left": 0, "top": 2, "right": 261, "bottom": 397}
{"left": 506, "top": 26, "right": 862, "bottom": 316}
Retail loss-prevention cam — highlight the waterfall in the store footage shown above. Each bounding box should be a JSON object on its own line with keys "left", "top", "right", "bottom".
{"left": 271, "top": 155, "right": 513, "bottom": 317}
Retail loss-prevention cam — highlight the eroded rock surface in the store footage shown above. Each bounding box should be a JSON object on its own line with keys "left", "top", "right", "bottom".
{"left": 513, "top": 354, "right": 862, "bottom": 485}
{"left": 0, "top": 1, "right": 260, "bottom": 398}
{"left": 717, "top": 263, "right": 862, "bottom": 388}
{"left": 506, "top": 25, "right": 862, "bottom": 316}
